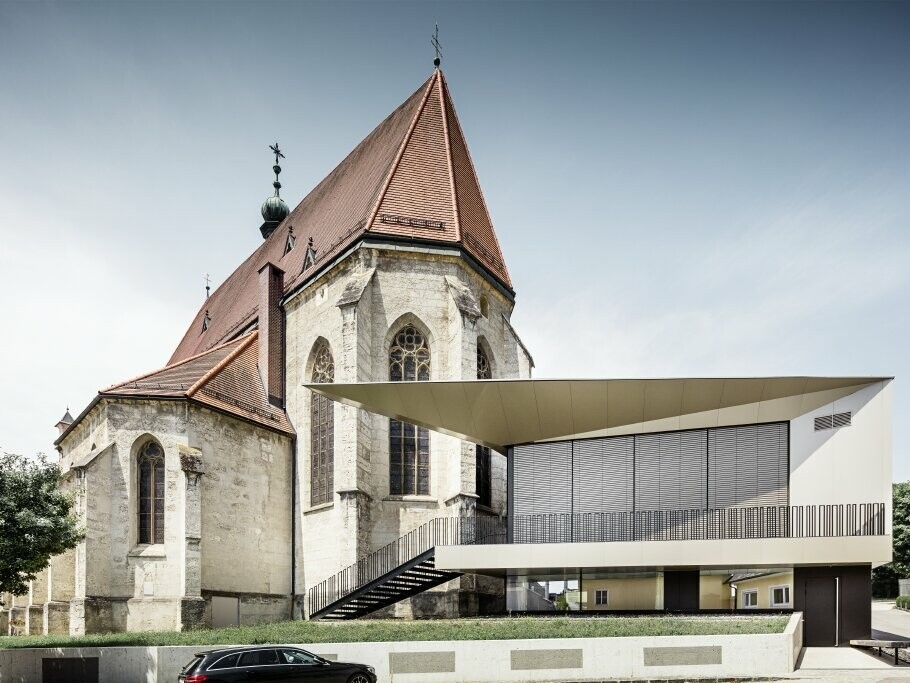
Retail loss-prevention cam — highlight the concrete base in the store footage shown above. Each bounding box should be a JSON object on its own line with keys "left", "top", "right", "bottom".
{"left": 0, "top": 614, "right": 804, "bottom": 682}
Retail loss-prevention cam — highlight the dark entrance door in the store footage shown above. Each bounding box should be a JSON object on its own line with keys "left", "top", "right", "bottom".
{"left": 664, "top": 570, "right": 699, "bottom": 611}
{"left": 803, "top": 577, "right": 837, "bottom": 646}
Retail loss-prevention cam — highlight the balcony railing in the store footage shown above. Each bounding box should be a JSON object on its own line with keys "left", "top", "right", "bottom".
{"left": 509, "top": 502, "right": 887, "bottom": 544}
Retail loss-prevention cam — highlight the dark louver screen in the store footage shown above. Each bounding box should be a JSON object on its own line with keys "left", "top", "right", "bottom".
{"left": 510, "top": 422, "right": 789, "bottom": 527}
{"left": 708, "top": 423, "right": 788, "bottom": 508}
{"left": 634, "top": 430, "right": 707, "bottom": 512}
{"left": 573, "top": 436, "right": 634, "bottom": 513}
{"left": 511, "top": 441, "right": 572, "bottom": 517}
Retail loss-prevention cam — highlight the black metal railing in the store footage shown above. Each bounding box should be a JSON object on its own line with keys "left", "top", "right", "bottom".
{"left": 307, "top": 503, "right": 885, "bottom": 617}
{"left": 510, "top": 503, "right": 886, "bottom": 544}
{"left": 307, "top": 514, "right": 507, "bottom": 616}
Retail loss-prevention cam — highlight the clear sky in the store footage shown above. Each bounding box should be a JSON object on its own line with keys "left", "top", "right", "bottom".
{"left": 1, "top": 1, "right": 907, "bottom": 480}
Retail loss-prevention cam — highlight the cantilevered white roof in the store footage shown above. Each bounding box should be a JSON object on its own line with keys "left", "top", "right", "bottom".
{"left": 306, "top": 377, "right": 890, "bottom": 453}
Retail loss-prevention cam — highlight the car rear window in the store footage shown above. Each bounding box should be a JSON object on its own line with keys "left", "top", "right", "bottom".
{"left": 209, "top": 653, "right": 239, "bottom": 670}
{"left": 181, "top": 656, "right": 204, "bottom": 673}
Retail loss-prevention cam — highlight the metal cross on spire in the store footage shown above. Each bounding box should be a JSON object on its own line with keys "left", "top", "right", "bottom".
{"left": 431, "top": 23, "right": 442, "bottom": 68}
{"left": 205, "top": 273, "right": 211, "bottom": 299}
{"left": 269, "top": 142, "right": 285, "bottom": 197}
{"left": 269, "top": 142, "right": 285, "bottom": 165}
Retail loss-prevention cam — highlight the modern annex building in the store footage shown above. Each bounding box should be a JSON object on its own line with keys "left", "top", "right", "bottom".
{"left": 306, "top": 376, "right": 893, "bottom": 646}
{"left": 0, "top": 63, "right": 894, "bottom": 647}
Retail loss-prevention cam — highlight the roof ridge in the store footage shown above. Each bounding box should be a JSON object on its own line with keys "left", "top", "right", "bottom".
{"left": 104, "top": 334, "right": 249, "bottom": 392}
{"left": 438, "top": 70, "right": 512, "bottom": 285}
{"left": 363, "top": 70, "right": 439, "bottom": 233}
{"left": 437, "top": 69, "right": 461, "bottom": 242}
{"left": 186, "top": 330, "right": 258, "bottom": 397}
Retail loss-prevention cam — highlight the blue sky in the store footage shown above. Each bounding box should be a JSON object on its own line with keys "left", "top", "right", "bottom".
{"left": 1, "top": 1, "right": 907, "bottom": 479}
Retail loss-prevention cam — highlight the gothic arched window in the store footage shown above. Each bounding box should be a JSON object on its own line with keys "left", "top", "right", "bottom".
{"left": 310, "top": 340, "right": 335, "bottom": 506}
{"left": 476, "top": 344, "right": 493, "bottom": 507}
{"left": 389, "top": 324, "right": 430, "bottom": 495}
{"left": 138, "top": 440, "right": 165, "bottom": 544}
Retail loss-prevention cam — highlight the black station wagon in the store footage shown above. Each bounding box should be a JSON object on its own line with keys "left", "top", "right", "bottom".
{"left": 177, "top": 646, "right": 377, "bottom": 683}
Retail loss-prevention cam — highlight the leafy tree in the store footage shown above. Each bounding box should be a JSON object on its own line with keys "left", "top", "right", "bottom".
{"left": 872, "top": 481, "right": 910, "bottom": 598}
{"left": 0, "top": 452, "right": 83, "bottom": 600}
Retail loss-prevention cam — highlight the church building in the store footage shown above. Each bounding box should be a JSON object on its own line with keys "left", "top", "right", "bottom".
{"left": 0, "top": 65, "right": 533, "bottom": 635}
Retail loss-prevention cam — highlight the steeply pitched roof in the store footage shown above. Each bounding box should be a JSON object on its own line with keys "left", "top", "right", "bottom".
{"left": 169, "top": 69, "right": 510, "bottom": 364}
{"left": 102, "top": 332, "right": 292, "bottom": 434}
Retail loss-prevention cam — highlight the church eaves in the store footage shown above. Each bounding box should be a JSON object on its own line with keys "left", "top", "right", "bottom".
{"left": 55, "top": 332, "right": 293, "bottom": 446}
{"left": 168, "top": 69, "right": 511, "bottom": 364}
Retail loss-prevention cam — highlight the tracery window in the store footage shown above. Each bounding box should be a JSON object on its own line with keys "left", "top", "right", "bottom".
{"left": 476, "top": 344, "right": 493, "bottom": 507}
{"left": 138, "top": 440, "right": 165, "bottom": 544}
{"left": 389, "top": 325, "right": 430, "bottom": 495}
{"left": 310, "top": 340, "right": 335, "bottom": 506}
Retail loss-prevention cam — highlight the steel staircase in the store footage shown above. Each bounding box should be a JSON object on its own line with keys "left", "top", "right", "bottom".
{"left": 308, "top": 516, "right": 506, "bottom": 620}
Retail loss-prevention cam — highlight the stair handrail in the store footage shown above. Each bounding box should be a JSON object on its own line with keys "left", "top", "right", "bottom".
{"left": 307, "top": 513, "right": 506, "bottom": 617}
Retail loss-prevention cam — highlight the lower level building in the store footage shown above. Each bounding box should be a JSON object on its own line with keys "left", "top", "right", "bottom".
{"left": 304, "top": 375, "right": 892, "bottom": 647}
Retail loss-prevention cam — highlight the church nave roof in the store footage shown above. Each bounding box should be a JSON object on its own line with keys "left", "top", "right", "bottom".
{"left": 169, "top": 68, "right": 510, "bottom": 364}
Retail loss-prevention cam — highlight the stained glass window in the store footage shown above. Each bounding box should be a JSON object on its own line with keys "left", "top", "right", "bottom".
{"left": 389, "top": 325, "right": 430, "bottom": 495}
{"left": 476, "top": 344, "right": 493, "bottom": 507}
{"left": 310, "top": 340, "right": 335, "bottom": 506}
{"left": 138, "top": 441, "right": 165, "bottom": 544}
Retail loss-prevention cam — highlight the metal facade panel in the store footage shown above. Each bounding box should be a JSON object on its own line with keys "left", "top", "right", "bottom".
{"left": 708, "top": 422, "right": 788, "bottom": 508}
{"left": 572, "top": 436, "right": 634, "bottom": 514}
{"left": 512, "top": 441, "right": 572, "bottom": 517}
{"left": 634, "top": 430, "right": 707, "bottom": 512}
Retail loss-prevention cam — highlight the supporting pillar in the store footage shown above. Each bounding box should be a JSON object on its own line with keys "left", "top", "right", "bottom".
{"left": 179, "top": 445, "right": 205, "bottom": 630}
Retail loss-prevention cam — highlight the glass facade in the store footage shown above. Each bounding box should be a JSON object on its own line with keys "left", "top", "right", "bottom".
{"left": 506, "top": 568, "right": 793, "bottom": 613}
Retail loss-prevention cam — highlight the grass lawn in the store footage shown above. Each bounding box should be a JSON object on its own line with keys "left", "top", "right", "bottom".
{"left": 0, "top": 615, "right": 789, "bottom": 649}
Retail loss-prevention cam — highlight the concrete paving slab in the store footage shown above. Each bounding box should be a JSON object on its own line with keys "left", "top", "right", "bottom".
{"left": 798, "top": 646, "right": 898, "bottom": 669}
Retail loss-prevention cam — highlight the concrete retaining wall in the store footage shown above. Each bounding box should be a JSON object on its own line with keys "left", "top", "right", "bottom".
{"left": 0, "top": 613, "right": 802, "bottom": 682}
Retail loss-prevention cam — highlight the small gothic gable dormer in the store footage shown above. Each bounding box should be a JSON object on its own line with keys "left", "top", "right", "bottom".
{"left": 303, "top": 237, "right": 317, "bottom": 270}
{"left": 201, "top": 310, "right": 211, "bottom": 333}
{"left": 284, "top": 226, "right": 296, "bottom": 256}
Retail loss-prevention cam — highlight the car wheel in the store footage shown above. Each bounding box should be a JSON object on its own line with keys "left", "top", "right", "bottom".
{"left": 347, "top": 674, "right": 371, "bottom": 683}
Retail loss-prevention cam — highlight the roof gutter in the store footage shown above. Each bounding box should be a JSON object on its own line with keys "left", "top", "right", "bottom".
{"left": 282, "top": 233, "right": 516, "bottom": 309}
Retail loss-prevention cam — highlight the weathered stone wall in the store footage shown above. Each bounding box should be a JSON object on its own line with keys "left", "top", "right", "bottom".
{"left": 192, "top": 404, "right": 293, "bottom": 602}
{"left": 285, "top": 242, "right": 530, "bottom": 616}
{"left": 52, "top": 398, "right": 294, "bottom": 632}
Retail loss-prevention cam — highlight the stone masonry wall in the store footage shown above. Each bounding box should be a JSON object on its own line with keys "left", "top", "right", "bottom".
{"left": 285, "top": 242, "right": 531, "bottom": 616}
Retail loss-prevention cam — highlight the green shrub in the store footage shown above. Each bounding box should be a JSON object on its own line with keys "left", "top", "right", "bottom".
{"left": 897, "top": 596, "right": 910, "bottom": 610}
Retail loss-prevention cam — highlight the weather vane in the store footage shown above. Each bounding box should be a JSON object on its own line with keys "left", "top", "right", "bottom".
{"left": 431, "top": 23, "right": 442, "bottom": 68}
{"left": 269, "top": 142, "right": 285, "bottom": 197}
{"left": 205, "top": 273, "right": 211, "bottom": 299}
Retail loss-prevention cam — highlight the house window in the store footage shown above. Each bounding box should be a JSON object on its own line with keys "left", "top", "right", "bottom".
{"left": 138, "top": 441, "right": 165, "bottom": 544}
{"left": 310, "top": 340, "right": 334, "bottom": 506}
{"left": 742, "top": 590, "right": 758, "bottom": 608}
{"left": 476, "top": 344, "right": 493, "bottom": 507}
{"left": 389, "top": 325, "right": 430, "bottom": 495}
{"left": 770, "top": 585, "right": 791, "bottom": 607}
{"left": 595, "top": 589, "right": 609, "bottom": 606}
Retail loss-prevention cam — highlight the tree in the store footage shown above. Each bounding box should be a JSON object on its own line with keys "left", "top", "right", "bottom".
{"left": 0, "top": 452, "right": 83, "bottom": 600}
{"left": 872, "top": 481, "right": 910, "bottom": 598}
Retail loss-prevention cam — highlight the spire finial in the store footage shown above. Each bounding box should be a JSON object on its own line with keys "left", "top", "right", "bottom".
{"left": 205, "top": 273, "right": 211, "bottom": 299}
{"left": 260, "top": 142, "right": 290, "bottom": 238}
{"left": 431, "top": 23, "right": 442, "bottom": 68}
{"left": 269, "top": 142, "right": 285, "bottom": 197}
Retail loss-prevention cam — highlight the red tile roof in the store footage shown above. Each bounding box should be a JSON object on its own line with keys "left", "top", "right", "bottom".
{"left": 102, "top": 332, "right": 293, "bottom": 434}
{"left": 169, "top": 69, "right": 511, "bottom": 364}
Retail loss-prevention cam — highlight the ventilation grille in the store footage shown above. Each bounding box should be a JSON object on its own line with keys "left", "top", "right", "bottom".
{"left": 815, "top": 411, "right": 852, "bottom": 432}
